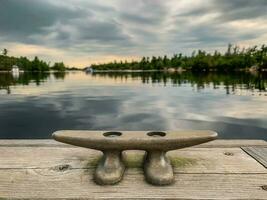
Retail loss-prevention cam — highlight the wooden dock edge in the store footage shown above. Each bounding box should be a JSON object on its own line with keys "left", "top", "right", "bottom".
{"left": 0, "top": 139, "right": 266, "bottom": 199}
{"left": 0, "top": 139, "right": 266, "bottom": 147}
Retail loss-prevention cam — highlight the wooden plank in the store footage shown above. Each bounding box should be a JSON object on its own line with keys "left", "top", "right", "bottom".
{"left": 0, "top": 169, "right": 266, "bottom": 199}
{"left": 0, "top": 139, "right": 63, "bottom": 147}
{"left": 196, "top": 139, "right": 267, "bottom": 148}
{"left": 0, "top": 147, "right": 265, "bottom": 173}
{"left": 0, "top": 139, "right": 266, "bottom": 148}
{"left": 0, "top": 140, "right": 266, "bottom": 199}
{"left": 242, "top": 147, "right": 267, "bottom": 168}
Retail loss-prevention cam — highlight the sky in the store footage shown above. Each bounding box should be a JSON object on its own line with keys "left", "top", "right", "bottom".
{"left": 0, "top": 0, "right": 267, "bottom": 67}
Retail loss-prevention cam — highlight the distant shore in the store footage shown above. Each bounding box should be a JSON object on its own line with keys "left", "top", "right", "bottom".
{"left": 91, "top": 44, "right": 267, "bottom": 72}
{"left": 1, "top": 68, "right": 267, "bottom": 73}
{"left": 90, "top": 67, "right": 267, "bottom": 73}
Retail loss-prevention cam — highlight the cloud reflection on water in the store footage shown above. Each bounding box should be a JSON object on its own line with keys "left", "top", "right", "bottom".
{"left": 0, "top": 71, "right": 267, "bottom": 139}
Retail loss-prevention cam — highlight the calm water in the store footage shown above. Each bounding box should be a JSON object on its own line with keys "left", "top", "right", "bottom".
{"left": 0, "top": 71, "right": 267, "bottom": 140}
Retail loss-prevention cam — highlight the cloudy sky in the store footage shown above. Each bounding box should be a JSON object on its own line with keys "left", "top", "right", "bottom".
{"left": 0, "top": 0, "right": 267, "bottom": 67}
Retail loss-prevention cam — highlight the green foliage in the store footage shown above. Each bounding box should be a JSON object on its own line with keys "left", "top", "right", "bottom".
{"left": 92, "top": 44, "right": 267, "bottom": 72}
{"left": 0, "top": 49, "right": 65, "bottom": 72}
{"left": 28, "top": 56, "right": 50, "bottom": 72}
{"left": 51, "top": 62, "right": 66, "bottom": 71}
{"left": 2, "top": 49, "right": 8, "bottom": 56}
{"left": 0, "top": 55, "right": 18, "bottom": 71}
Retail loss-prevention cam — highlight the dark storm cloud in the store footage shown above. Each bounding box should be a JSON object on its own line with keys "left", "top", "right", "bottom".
{"left": 120, "top": 13, "right": 160, "bottom": 25}
{"left": 215, "top": 0, "right": 267, "bottom": 20}
{"left": 0, "top": 0, "right": 267, "bottom": 62}
{"left": 170, "top": 0, "right": 267, "bottom": 50}
{"left": 0, "top": 0, "right": 86, "bottom": 40}
{"left": 0, "top": 0, "right": 132, "bottom": 50}
{"left": 75, "top": 19, "right": 130, "bottom": 42}
{"left": 213, "top": 0, "right": 267, "bottom": 24}
{"left": 177, "top": 0, "right": 267, "bottom": 20}
{"left": 119, "top": 0, "right": 168, "bottom": 26}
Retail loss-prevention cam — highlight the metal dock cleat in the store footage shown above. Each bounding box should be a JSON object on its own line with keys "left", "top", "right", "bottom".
{"left": 52, "top": 130, "right": 217, "bottom": 185}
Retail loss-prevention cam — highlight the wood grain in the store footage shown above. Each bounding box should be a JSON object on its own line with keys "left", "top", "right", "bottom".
{"left": 0, "top": 140, "right": 266, "bottom": 199}
{"left": 0, "top": 139, "right": 266, "bottom": 148}
{"left": 0, "top": 147, "right": 265, "bottom": 173}
{"left": 242, "top": 147, "right": 267, "bottom": 168}
{"left": 0, "top": 170, "right": 266, "bottom": 199}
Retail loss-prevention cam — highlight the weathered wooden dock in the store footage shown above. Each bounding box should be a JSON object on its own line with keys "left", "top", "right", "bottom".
{"left": 0, "top": 139, "right": 266, "bottom": 199}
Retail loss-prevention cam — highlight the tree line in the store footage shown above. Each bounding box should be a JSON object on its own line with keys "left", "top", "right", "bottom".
{"left": 0, "top": 49, "right": 66, "bottom": 71}
{"left": 91, "top": 44, "right": 267, "bottom": 72}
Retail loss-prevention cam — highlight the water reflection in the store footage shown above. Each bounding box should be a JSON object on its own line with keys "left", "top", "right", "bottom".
{"left": 53, "top": 72, "right": 66, "bottom": 80}
{"left": 0, "top": 71, "right": 267, "bottom": 139}
{"left": 0, "top": 72, "right": 50, "bottom": 94}
{"left": 91, "top": 71, "right": 267, "bottom": 95}
{"left": 1, "top": 71, "right": 267, "bottom": 95}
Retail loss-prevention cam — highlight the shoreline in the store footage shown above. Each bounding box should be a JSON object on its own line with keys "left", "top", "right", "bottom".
{"left": 1, "top": 68, "right": 267, "bottom": 73}
{"left": 90, "top": 68, "right": 267, "bottom": 73}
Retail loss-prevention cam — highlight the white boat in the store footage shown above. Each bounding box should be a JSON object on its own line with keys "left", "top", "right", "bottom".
{"left": 11, "top": 65, "right": 24, "bottom": 79}
{"left": 11, "top": 65, "right": 24, "bottom": 73}
{"left": 11, "top": 65, "right": 19, "bottom": 74}
{"left": 85, "top": 67, "right": 94, "bottom": 73}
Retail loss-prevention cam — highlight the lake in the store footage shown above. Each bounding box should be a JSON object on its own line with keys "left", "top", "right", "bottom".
{"left": 0, "top": 71, "right": 267, "bottom": 139}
